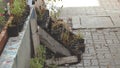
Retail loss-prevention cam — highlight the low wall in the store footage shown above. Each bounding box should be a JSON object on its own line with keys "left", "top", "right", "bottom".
{"left": 0, "top": 7, "right": 37, "bottom": 68}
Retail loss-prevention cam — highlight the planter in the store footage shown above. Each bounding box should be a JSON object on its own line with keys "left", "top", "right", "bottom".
{"left": 7, "top": 24, "right": 18, "bottom": 37}
{"left": 0, "top": 26, "right": 8, "bottom": 55}
{"left": 18, "top": 22, "right": 24, "bottom": 32}
{"left": 39, "top": 19, "right": 85, "bottom": 65}
{"left": 0, "top": 16, "right": 14, "bottom": 55}
{"left": 37, "top": 10, "right": 49, "bottom": 29}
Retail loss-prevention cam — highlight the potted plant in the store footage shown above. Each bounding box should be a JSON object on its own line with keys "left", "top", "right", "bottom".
{"left": 8, "top": 0, "right": 30, "bottom": 37}
{"left": 0, "top": 0, "right": 9, "bottom": 55}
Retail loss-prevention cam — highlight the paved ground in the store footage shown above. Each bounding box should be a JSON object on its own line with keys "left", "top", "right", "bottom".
{"left": 59, "top": 28, "right": 120, "bottom": 68}
{"left": 59, "top": 0, "right": 120, "bottom": 28}
{"left": 58, "top": 0, "right": 120, "bottom": 68}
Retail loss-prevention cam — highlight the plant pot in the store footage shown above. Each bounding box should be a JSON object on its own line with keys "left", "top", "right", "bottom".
{"left": 37, "top": 10, "right": 49, "bottom": 29}
{"left": 18, "top": 22, "right": 24, "bottom": 32}
{"left": 7, "top": 25, "right": 18, "bottom": 37}
{"left": 0, "top": 26, "right": 8, "bottom": 55}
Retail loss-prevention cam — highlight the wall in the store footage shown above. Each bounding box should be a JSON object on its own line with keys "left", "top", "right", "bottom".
{"left": 0, "top": 8, "right": 37, "bottom": 68}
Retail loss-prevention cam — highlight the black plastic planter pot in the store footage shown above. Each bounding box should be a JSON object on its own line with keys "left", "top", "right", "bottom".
{"left": 37, "top": 10, "right": 49, "bottom": 29}
{"left": 18, "top": 22, "right": 24, "bottom": 32}
{"left": 7, "top": 25, "right": 19, "bottom": 37}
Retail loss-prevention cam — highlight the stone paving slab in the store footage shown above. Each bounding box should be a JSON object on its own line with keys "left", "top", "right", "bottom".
{"left": 60, "top": 0, "right": 120, "bottom": 28}
{"left": 72, "top": 16, "right": 81, "bottom": 29}
{"left": 60, "top": 15, "right": 120, "bottom": 28}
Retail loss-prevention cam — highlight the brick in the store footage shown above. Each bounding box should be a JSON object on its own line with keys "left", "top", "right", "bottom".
{"left": 112, "top": 54, "right": 120, "bottom": 59}
{"left": 86, "top": 40, "right": 93, "bottom": 44}
{"left": 98, "top": 35, "right": 104, "bottom": 40}
{"left": 91, "top": 60, "right": 99, "bottom": 66}
{"left": 93, "top": 35, "right": 99, "bottom": 40}
{"left": 116, "top": 65, "right": 120, "bottom": 68}
{"left": 106, "top": 40, "right": 113, "bottom": 44}
{"left": 85, "top": 66, "right": 99, "bottom": 68}
{"left": 112, "top": 39, "right": 120, "bottom": 44}
{"left": 105, "top": 36, "right": 117, "bottom": 40}
{"left": 84, "top": 60, "right": 91, "bottom": 66}
{"left": 96, "top": 50, "right": 110, "bottom": 54}
{"left": 75, "top": 62, "right": 84, "bottom": 67}
{"left": 114, "top": 59, "right": 120, "bottom": 65}
{"left": 69, "top": 67, "right": 76, "bottom": 68}
{"left": 104, "top": 53, "right": 112, "bottom": 59}
{"left": 77, "top": 67, "right": 84, "bottom": 68}
{"left": 97, "top": 53, "right": 105, "bottom": 59}
{"left": 99, "top": 59, "right": 113, "bottom": 66}
{"left": 93, "top": 40, "right": 106, "bottom": 44}
{"left": 100, "top": 65, "right": 116, "bottom": 68}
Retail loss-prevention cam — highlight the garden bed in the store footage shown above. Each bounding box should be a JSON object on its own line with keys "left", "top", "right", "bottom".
{"left": 0, "top": 0, "right": 30, "bottom": 55}
{"left": 37, "top": 9, "right": 85, "bottom": 66}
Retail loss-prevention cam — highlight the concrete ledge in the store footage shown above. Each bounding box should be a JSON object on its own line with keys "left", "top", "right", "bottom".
{"left": 0, "top": 8, "right": 35, "bottom": 68}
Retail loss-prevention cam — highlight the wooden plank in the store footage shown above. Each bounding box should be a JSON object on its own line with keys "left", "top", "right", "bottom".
{"left": 30, "top": 19, "right": 40, "bottom": 56}
{"left": 46, "top": 56, "right": 78, "bottom": 65}
{"left": 38, "top": 26, "right": 71, "bottom": 56}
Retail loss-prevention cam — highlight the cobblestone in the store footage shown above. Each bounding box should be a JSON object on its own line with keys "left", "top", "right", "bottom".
{"left": 91, "top": 60, "right": 99, "bottom": 66}
{"left": 84, "top": 60, "right": 91, "bottom": 66}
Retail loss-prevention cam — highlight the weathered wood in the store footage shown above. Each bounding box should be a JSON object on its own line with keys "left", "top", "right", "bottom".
{"left": 38, "top": 26, "right": 71, "bottom": 56}
{"left": 30, "top": 19, "right": 40, "bottom": 56}
{"left": 45, "top": 56, "right": 78, "bottom": 65}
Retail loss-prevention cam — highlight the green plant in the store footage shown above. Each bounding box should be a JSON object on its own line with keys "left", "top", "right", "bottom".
{"left": 74, "top": 31, "right": 83, "bottom": 39}
{"left": 47, "top": 64, "right": 58, "bottom": 68}
{"left": 46, "top": 0, "right": 63, "bottom": 19}
{"left": 0, "top": 17, "right": 6, "bottom": 26}
{"left": 61, "top": 30, "right": 69, "bottom": 45}
{"left": 11, "top": 0, "right": 25, "bottom": 17}
{"left": 30, "top": 45, "right": 46, "bottom": 68}
{"left": 0, "top": 1, "right": 6, "bottom": 27}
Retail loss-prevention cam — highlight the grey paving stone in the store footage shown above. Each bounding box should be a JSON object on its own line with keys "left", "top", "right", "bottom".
{"left": 93, "top": 35, "right": 99, "bottom": 40}
{"left": 69, "top": 66, "right": 77, "bottom": 68}
{"left": 98, "top": 35, "right": 105, "bottom": 40}
{"left": 86, "top": 40, "right": 93, "bottom": 44}
{"left": 91, "top": 60, "right": 99, "bottom": 66}
{"left": 97, "top": 53, "right": 105, "bottom": 59}
{"left": 77, "top": 67, "right": 84, "bottom": 68}
{"left": 106, "top": 40, "right": 114, "bottom": 44}
{"left": 75, "top": 62, "right": 84, "bottom": 67}
{"left": 112, "top": 39, "right": 120, "bottom": 44}
{"left": 100, "top": 65, "right": 116, "bottom": 68}
{"left": 93, "top": 39, "right": 106, "bottom": 44}
{"left": 84, "top": 60, "right": 91, "bottom": 66}
{"left": 99, "top": 59, "right": 114, "bottom": 66}
{"left": 72, "top": 16, "right": 81, "bottom": 29}
{"left": 114, "top": 59, "right": 120, "bottom": 65}
{"left": 104, "top": 53, "right": 112, "bottom": 59}
{"left": 84, "top": 66, "right": 99, "bottom": 68}
{"left": 115, "top": 65, "right": 120, "bottom": 68}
